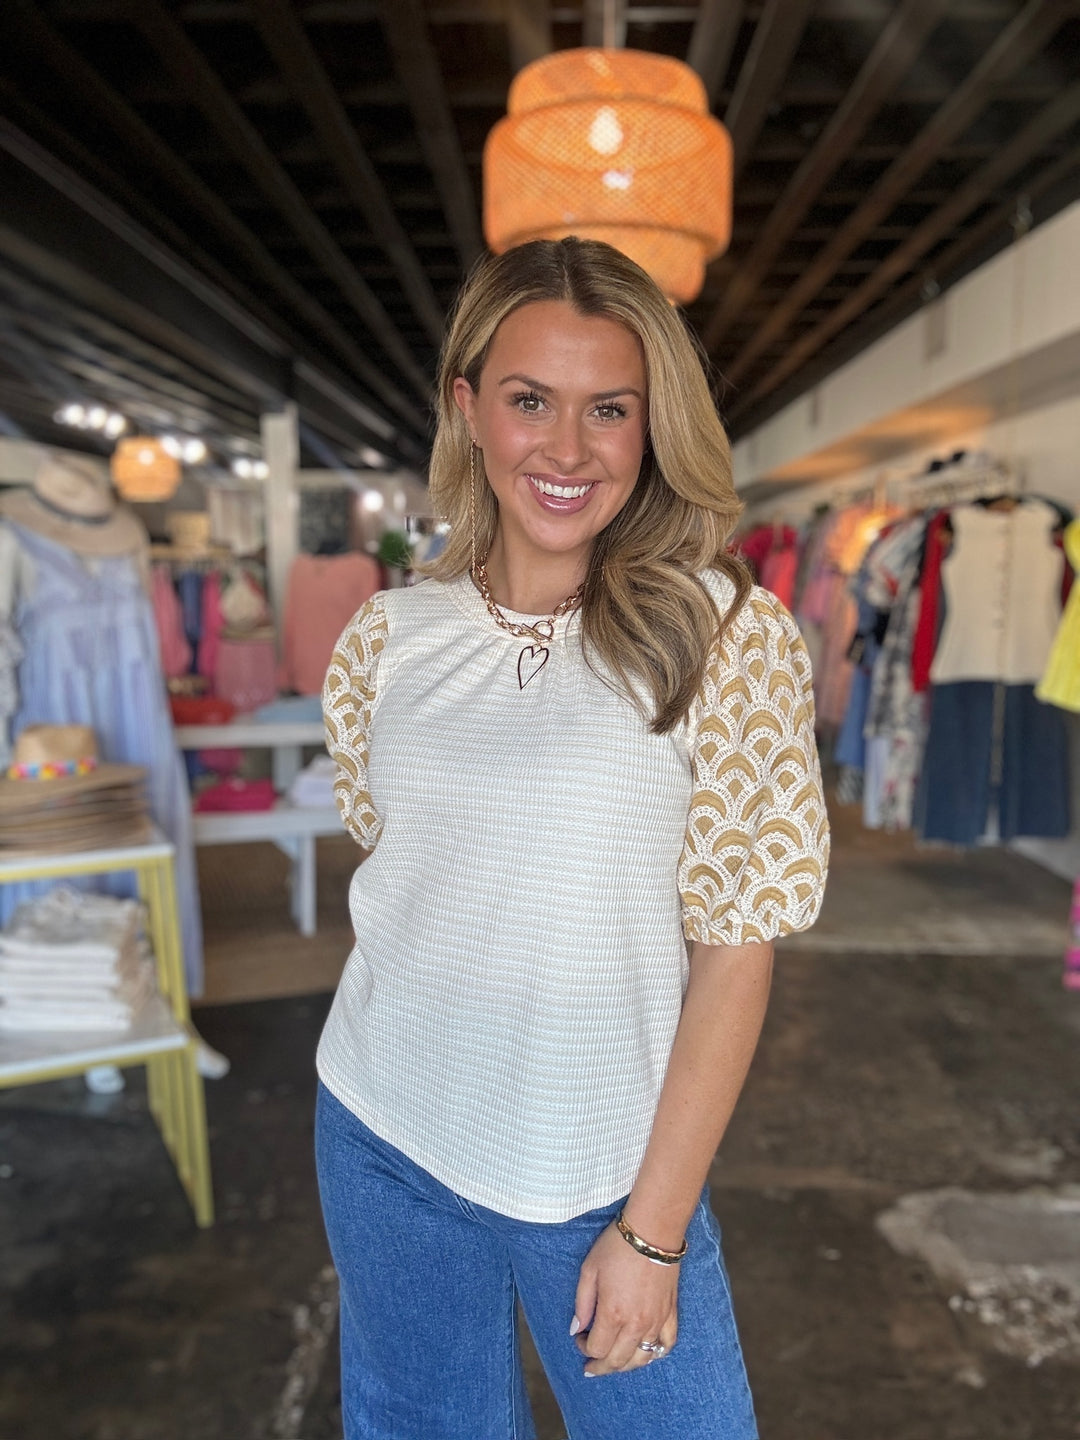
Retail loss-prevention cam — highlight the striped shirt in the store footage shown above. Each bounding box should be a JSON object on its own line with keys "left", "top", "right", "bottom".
{"left": 318, "top": 570, "right": 828, "bottom": 1221}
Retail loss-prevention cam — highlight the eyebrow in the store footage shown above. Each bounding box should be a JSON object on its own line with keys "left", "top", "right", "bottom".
{"left": 497, "top": 372, "right": 643, "bottom": 401}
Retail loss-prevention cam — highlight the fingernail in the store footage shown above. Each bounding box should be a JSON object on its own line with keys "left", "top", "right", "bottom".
{"left": 584, "top": 1370, "right": 598, "bottom": 1379}
{"left": 569, "top": 1316, "right": 581, "bottom": 1336}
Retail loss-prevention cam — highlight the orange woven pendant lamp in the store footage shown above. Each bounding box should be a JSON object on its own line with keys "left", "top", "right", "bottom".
{"left": 484, "top": 48, "right": 732, "bottom": 304}
{"left": 110, "top": 437, "right": 181, "bottom": 502}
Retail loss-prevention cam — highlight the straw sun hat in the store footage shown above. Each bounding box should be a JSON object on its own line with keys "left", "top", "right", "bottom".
{"left": 0, "top": 726, "right": 149, "bottom": 854}
{"left": 0, "top": 453, "right": 146, "bottom": 557}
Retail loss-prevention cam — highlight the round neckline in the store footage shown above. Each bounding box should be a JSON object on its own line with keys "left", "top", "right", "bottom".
{"left": 444, "top": 571, "right": 580, "bottom": 638}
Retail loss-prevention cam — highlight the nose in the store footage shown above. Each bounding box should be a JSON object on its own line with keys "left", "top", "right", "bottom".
{"left": 541, "top": 412, "right": 591, "bottom": 473}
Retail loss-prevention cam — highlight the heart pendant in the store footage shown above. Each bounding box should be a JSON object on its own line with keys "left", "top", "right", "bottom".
{"left": 517, "top": 645, "right": 549, "bottom": 689}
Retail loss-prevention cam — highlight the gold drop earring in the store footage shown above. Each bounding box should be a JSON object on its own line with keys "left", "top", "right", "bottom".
{"left": 469, "top": 441, "right": 479, "bottom": 579}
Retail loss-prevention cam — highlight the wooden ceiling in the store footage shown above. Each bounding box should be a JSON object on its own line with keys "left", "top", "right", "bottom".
{"left": 1, "top": 0, "right": 1079, "bottom": 470}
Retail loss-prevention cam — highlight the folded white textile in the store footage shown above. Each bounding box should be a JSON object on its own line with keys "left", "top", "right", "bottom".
{"left": 0, "top": 961, "right": 152, "bottom": 1007}
{"left": 0, "top": 937, "right": 125, "bottom": 963}
{"left": 0, "top": 956, "right": 122, "bottom": 982}
{"left": 0, "top": 964, "right": 153, "bottom": 1031}
{"left": 0, "top": 937, "right": 141, "bottom": 981}
{"left": 4, "top": 888, "right": 140, "bottom": 959}
{"left": 287, "top": 755, "right": 337, "bottom": 808}
{"left": 0, "top": 888, "right": 158, "bottom": 1032}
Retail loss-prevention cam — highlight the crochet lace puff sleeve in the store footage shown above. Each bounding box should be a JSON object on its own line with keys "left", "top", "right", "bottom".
{"left": 678, "top": 588, "right": 830, "bottom": 946}
{"left": 322, "top": 593, "right": 388, "bottom": 849}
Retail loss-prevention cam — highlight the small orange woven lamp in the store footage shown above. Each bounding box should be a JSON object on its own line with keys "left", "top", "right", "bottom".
{"left": 484, "top": 49, "right": 732, "bottom": 304}
{"left": 110, "top": 437, "right": 181, "bottom": 503}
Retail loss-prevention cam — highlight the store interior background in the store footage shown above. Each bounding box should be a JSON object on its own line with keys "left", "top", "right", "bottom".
{"left": 2, "top": 3, "right": 1080, "bottom": 1437}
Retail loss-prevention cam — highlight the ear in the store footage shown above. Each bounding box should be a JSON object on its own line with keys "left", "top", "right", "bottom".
{"left": 452, "top": 377, "right": 478, "bottom": 444}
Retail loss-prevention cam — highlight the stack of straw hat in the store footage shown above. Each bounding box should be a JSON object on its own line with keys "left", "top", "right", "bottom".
{"left": 0, "top": 725, "right": 150, "bottom": 856}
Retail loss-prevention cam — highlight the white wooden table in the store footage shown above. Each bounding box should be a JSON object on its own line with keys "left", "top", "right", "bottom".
{"left": 173, "top": 718, "right": 343, "bottom": 936}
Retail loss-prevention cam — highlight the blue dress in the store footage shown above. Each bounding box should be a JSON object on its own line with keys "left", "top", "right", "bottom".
{"left": 0, "top": 523, "right": 203, "bottom": 995}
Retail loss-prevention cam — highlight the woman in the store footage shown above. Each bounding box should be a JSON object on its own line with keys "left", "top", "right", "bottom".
{"left": 318, "top": 237, "right": 829, "bottom": 1440}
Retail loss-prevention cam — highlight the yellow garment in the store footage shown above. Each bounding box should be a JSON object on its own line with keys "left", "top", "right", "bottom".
{"left": 1036, "top": 518, "right": 1080, "bottom": 711}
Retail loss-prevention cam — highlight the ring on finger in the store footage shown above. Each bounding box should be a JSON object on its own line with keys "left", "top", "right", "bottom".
{"left": 637, "top": 1340, "right": 668, "bottom": 1359}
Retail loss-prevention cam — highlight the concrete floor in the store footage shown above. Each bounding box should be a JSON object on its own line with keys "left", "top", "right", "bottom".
{"left": 2, "top": 806, "right": 1079, "bottom": 1439}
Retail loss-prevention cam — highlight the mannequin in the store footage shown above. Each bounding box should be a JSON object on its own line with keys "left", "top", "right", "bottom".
{"left": 0, "top": 451, "right": 225, "bottom": 1075}
{"left": 0, "top": 453, "right": 151, "bottom": 590}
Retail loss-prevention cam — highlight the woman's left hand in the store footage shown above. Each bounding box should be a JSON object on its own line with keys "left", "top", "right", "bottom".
{"left": 572, "top": 1220, "right": 680, "bottom": 1376}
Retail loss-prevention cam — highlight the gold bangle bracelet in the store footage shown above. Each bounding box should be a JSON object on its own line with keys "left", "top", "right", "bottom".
{"left": 616, "top": 1212, "right": 687, "bottom": 1266}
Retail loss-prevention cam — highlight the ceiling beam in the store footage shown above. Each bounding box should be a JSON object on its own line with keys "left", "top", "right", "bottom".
{"left": 251, "top": 0, "right": 448, "bottom": 345}
{"left": 6, "top": 301, "right": 262, "bottom": 431}
{"left": 0, "top": 84, "right": 331, "bottom": 393}
{"left": 506, "top": 0, "right": 553, "bottom": 70}
{"left": 0, "top": 263, "right": 260, "bottom": 419}
{"left": 728, "top": 81, "right": 1080, "bottom": 419}
{"left": 686, "top": 1, "right": 746, "bottom": 108}
{"left": 893, "top": 145, "right": 1080, "bottom": 331}
{"left": 0, "top": 316, "right": 93, "bottom": 411}
{"left": 0, "top": 138, "right": 426, "bottom": 463}
{"left": 0, "top": 126, "right": 298, "bottom": 412}
{"left": 724, "top": 0, "right": 817, "bottom": 177}
{"left": 728, "top": 140, "right": 1080, "bottom": 439}
{"left": 0, "top": 0, "right": 428, "bottom": 439}
{"left": 720, "top": 0, "right": 1075, "bottom": 386}
{"left": 375, "top": 0, "right": 485, "bottom": 271}
{"left": 122, "top": 0, "right": 433, "bottom": 399}
{"left": 703, "top": 0, "right": 951, "bottom": 352}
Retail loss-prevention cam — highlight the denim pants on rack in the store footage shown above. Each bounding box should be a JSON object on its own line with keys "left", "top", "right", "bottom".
{"left": 915, "top": 681, "right": 1069, "bottom": 845}
{"left": 315, "top": 1083, "right": 758, "bottom": 1440}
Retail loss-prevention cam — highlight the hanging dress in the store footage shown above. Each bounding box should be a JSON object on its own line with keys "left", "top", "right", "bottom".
{"left": 0, "top": 523, "right": 203, "bottom": 995}
{"left": 916, "top": 500, "right": 1069, "bottom": 846}
{"left": 1036, "top": 517, "right": 1080, "bottom": 712}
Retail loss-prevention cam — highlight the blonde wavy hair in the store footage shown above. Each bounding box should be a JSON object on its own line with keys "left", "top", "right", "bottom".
{"left": 426, "top": 237, "right": 751, "bottom": 734}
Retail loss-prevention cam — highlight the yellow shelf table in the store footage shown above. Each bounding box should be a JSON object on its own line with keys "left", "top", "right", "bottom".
{"left": 0, "top": 830, "right": 214, "bottom": 1227}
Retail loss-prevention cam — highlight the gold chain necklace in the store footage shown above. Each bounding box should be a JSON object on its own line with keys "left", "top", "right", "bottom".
{"left": 471, "top": 559, "right": 584, "bottom": 689}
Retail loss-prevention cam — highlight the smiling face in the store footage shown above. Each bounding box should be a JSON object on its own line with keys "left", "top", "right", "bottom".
{"left": 453, "top": 299, "right": 647, "bottom": 584}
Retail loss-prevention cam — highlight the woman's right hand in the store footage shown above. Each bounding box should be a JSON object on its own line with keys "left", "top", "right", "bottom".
{"left": 571, "top": 1220, "right": 679, "bottom": 1377}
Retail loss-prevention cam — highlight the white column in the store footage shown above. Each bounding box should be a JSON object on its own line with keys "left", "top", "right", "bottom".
{"left": 261, "top": 404, "right": 299, "bottom": 633}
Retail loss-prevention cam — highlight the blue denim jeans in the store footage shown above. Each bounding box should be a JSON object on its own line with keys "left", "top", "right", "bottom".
{"left": 316, "top": 1083, "right": 758, "bottom": 1439}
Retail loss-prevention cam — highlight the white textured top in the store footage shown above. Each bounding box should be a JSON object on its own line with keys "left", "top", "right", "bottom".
{"left": 318, "top": 571, "right": 829, "bottom": 1221}
{"left": 931, "top": 500, "right": 1064, "bottom": 685}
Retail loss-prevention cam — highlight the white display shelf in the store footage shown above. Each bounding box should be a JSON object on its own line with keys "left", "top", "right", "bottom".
{"left": 0, "top": 830, "right": 173, "bottom": 883}
{"left": 172, "top": 718, "right": 325, "bottom": 750}
{"left": 0, "top": 992, "right": 187, "bottom": 1083}
{"left": 190, "top": 798, "right": 339, "bottom": 844}
{"left": 173, "top": 719, "right": 342, "bottom": 937}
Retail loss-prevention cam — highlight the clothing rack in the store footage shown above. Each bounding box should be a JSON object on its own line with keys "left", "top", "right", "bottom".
{"left": 149, "top": 544, "right": 234, "bottom": 568}
{"left": 753, "top": 451, "right": 1020, "bottom": 528}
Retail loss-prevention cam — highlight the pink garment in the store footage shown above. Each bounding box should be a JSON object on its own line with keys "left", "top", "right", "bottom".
{"left": 213, "top": 637, "right": 278, "bottom": 713}
{"left": 150, "top": 567, "right": 191, "bottom": 678}
{"left": 193, "top": 777, "right": 277, "bottom": 812}
{"left": 815, "top": 575, "right": 858, "bottom": 729}
{"left": 759, "top": 548, "right": 798, "bottom": 608}
{"left": 197, "top": 572, "right": 224, "bottom": 683}
{"left": 280, "top": 552, "right": 382, "bottom": 696}
{"left": 196, "top": 747, "right": 243, "bottom": 776}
